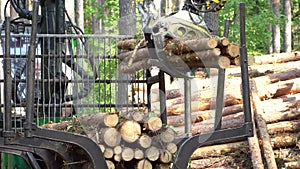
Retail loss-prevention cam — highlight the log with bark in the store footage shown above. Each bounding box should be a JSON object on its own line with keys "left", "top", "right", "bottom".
{"left": 253, "top": 51, "right": 300, "bottom": 65}
{"left": 117, "top": 38, "right": 147, "bottom": 51}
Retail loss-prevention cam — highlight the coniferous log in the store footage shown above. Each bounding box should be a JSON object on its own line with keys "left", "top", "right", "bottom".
{"left": 145, "top": 146, "right": 160, "bottom": 161}
{"left": 267, "top": 120, "right": 300, "bottom": 134}
{"left": 105, "top": 160, "right": 115, "bottom": 169}
{"left": 134, "top": 148, "right": 144, "bottom": 160}
{"left": 136, "top": 159, "right": 152, "bottom": 169}
{"left": 119, "top": 120, "right": 142, "bottom": 143}
{"left": 138, "top": 134, "right": 152, "bottom": 149}
{"left": 117, "top": 38, "right": 146, "bottom": 51}
{"left": 145, "top": 117, "right": 163, "bottom": 132}
{"left": 100, "top": 128, "right": 121, "bottom": 147}
{"left": 117, "top": 47, "right": 149, "bottom": 62}
{"left": 164, "top": 37, "right": 219, "bottom": 55}
{"left": 256, "top": 115, "right": 277, "bottom": 169}
{"left": 217, "top": 37, "right": 230, "bottom": 47}
{"left": 121, "top": 147, "right": 135, "bottom": 161}
{"left": 103, "top": 113, "right": 119, "bottom": 127}
{"left": 221, "top": 43, "right": 240, "bottom": 58}
{"left": 159, "top": 150, "right": 173, "bottom": 163}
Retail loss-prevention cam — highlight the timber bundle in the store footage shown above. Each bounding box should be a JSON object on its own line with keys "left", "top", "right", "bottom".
{"left": 117, "top": 37, "right": 240, "bottom": 74}
{"left": 42, "top": 110, "right": 178, "bottom": 169}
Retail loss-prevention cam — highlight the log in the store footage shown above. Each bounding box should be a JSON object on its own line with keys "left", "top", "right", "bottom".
{"left": 217, "top": 37, "right": 230, "bottom": 47}
{"left": 250, "top": 79, "right": 277, "bottom": 169}
{"left": 218, "top": 56, "right": 231, "bottom": 68}
{"left": 132, "top": 110, "right": 146, "bottom": 122}
{"left": 41, "top": 120, "right": 72, "bottom": 130}
{"left": 156, "top": 164, "right": 170, "bottom": 169}
{"left": 113, "top": 154, "right": 122, "bottom": 162}
{"left": 113, "top": 145, "right": 122, "bottom": 155}
{"left": 256, "top": 115, "right": 278, "bottom": 169}
{"left": 99, "top": 144, "right": 105, "bottom": 153}
{"left": 118, "top": 47, "right": 149, "bottom": 62}
{"left": 248, "top": 128, "right": 264, "bottom": 169}
{"left": 121, "top": 147, "right": 135, "bottom": 161}
{"left": 164, "top": 37, "right": 219, "bottom": 55}
{"left": 166, "top": 95, "right": 242, "bottom": 115}
{"left": 284, "top": 162, "right": 300, "bottom": 168}
{"left": 167, "top": 48, "right": 221, "bottom": 65}
{"left": 136, "top": 159, "right": 152, "bottom": 169}
{"left": 78, "top": 113, "right": 105, "bottom": 129}
{"left": 117, "top": 38, "right": 147, "bottom": 51}
{"left": 145, "top": 146, "right": 160, "bottom": 161}
{"left": 134, "top": 148, "right": 144, "bottom": 160}
{"left": 191, "top": 157, "right": 228, "bottom": 169}
{"left": 100, "top": 128, "right": 121, "bottom": 147}
{"left": 267, "top": 120, "right": 300, "bottom": 134}
{"left": 221, "top": 43, "right": 240, "bottom": 58}
{"left": 253, "top": 51, "right": 300, "bottom": 65}
{"left": 252, "top": 68, "right": 300, "bottom": 86}
{"left": 256, "top": 78, "right": 300, "bottom": 99}
{"left": 106, "top": 160, "right": 115, "bottom": 169}
{"left": 191, "top": 141, "right": 248, "bottom": 159}
{"left": 138, "top": 134, "right": 152, "bottom": 149}
{"left": 145, "top": 117, "right": 163, "bottom": 132}
{"left": 119, "top": 120, "right": 142, "bottom": 143}
{"left": 103, "top": 113, "right": 119, "bottom": 127}
{"left": 119, "top": 59, "right": 152, "bottom": 74}
{"left": 167, "top": 104, "right": 244, "bottom": 127}
{"left": 159, "top": 150, "right": 172, "bottom": 163}
{"left": 174, "top": 112, "right": 245, "bottom": 136}
{"left": 159, "top": 128, "right": 176, "bottom": 143}
{"left": 230, "top": 56, "right": 241, "bottom": 66}
{"left": 182, "top": 55, "right": 231, "bottom": 68}
{"left": 166, "top": 142, "right": 178, "bottom": 154}
{"left": 270, "top": 132, "right": 300, "bottom": 149}
{"left": 104, "top": 148, "right": 114, "bottom": 159}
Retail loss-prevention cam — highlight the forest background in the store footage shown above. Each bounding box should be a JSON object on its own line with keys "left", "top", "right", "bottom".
{"left": 0, "top": 0, "right": 299, "bottom": 56}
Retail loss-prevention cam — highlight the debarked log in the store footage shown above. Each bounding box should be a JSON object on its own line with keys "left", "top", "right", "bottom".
{"left": 166, "top": 104, "right": 244, "bottom": 127}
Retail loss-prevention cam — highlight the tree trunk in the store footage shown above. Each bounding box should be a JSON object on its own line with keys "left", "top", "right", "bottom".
{"left": 283, "top": 0, "right": 292, "bottom": 52}
{"left": 119, "top": 0, "right": 136, "bottom": 35}
{"left": 271, "top": 0, "right": 281, "bottom": 53}
{"left": 75, "top": 0, "right": 84, "bottom": 31}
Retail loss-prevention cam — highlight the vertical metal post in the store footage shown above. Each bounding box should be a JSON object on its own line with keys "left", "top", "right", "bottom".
{"left": 4, "top": 16, "right": 13, "bottom": 143}
{"left": 159, "top": 70, "right": 167, "bottom": 125}
{"left": 214, "top": 19, "right": 230, "bottom": 130}
{"left": 184, "top": 75, "right": 192, "bottom": 136}
{"left": 25, "top": 0, "right": 39, "bottom": 137}
{"left": 239, "top": 3, "right": 252, "bottom": 123}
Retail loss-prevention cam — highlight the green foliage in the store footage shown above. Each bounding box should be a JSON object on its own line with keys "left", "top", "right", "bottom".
{"left": 84, "top": 0, "right": 119, "bottom": 34}
{"left": 219, "top": 0, "right": 277, "bottom": 54}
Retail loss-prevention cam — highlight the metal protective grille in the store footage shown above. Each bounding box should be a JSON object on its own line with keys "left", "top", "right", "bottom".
{"left": 0, "top": 34, "right": 148, "bottom": 130}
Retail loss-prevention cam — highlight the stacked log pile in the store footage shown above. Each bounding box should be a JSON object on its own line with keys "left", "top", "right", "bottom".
{"left": 42, "top": 111, "right": 178, "bottom": 169}
{"left": 117, "top": 37, "right": 240, "bottom": 74}
{"left": 149, "top": 51, "right": 300, "bottom": 168}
